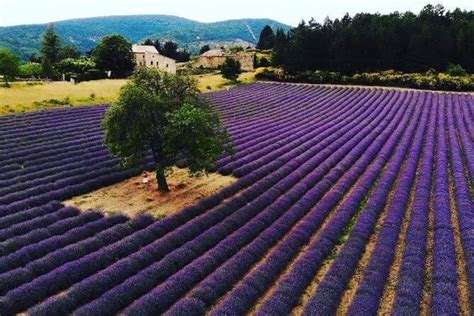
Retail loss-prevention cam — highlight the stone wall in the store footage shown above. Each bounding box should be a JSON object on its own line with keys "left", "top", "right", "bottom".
{"left": 195, "top": 52, "right": 255, "bottom": 71}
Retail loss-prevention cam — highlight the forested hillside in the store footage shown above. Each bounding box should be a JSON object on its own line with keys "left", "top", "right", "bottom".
{"left": 0, "top": 15, "right": 289, "bottom": 60}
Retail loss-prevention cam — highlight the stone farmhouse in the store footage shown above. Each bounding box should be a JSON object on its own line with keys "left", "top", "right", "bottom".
{"left": 132, "top": 44, "right": 176, "bottom": 74}
{"left": 195, "top": 49, "right": 255, "bottom": 71}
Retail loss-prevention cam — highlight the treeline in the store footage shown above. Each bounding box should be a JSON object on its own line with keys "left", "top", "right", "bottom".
{"left": 270, "top": 4, "right": 474, "bottom": 74}
{"left": 141, "top": 39, "right": 190, "bottom": 62}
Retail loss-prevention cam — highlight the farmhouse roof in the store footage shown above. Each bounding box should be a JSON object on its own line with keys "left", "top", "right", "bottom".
{"left": 132, "top": 44, "right": 159, "bottom": 54}
{"left": 201, "top": 49, "right": 226, "bottom": 57}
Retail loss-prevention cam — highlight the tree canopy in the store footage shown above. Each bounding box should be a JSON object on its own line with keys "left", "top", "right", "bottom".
{"left": 221, "top": 58, "right": 242, "bottom": 81}
{"left": 103, "top": 68, "right": 232, "bottom": 192}
{"left": 41, "top": 24, "right": 61, "bottom": 65}
{"left": 257, "top": 25, "right": 275, "bottom": 50}
{"left": 275, "top": 5, "right": 474, "bottom": 74}
{"left": 0, "top": 48, "right": 21, "bottom": 86}
{"left": 200, "top": 44, "right": 211, "bottom": 55}
{"left": 92, "top": 34, "right": 135, "bottom": 78}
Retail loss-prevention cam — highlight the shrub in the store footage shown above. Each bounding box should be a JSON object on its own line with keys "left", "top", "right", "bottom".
{"left": 221, "top": 58, "right": 242, "bottom": 82}
{"left": 447, "top": 63, "right": 467, "bottom": 77}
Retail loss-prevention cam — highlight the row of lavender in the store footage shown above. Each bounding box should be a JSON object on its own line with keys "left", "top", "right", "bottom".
{"left": 0, "top": 83, "right": 472, "bottom": 314}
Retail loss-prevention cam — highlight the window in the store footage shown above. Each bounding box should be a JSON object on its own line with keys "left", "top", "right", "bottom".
{"left": 150, "top": 61, "right": 153, "bottom": 65}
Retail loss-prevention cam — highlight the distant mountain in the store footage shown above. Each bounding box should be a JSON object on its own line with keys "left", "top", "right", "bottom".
{"left": 0, "top": 15, "right": 291, "bottom": 60}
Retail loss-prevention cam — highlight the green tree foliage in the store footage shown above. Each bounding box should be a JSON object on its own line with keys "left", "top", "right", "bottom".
{"left": 103, "top": 68, "right": 232, "bottom": 192}
{"left": 41, "top": 57, "right": 55, "bottom": 79}
{"left": 58, "top": 45, "right": 81, "bottom": 60}
{"left": 92, "top": 34, "right": 135, "bottom": 78}
{"left": 257, "top": 25, "right": 275, "bottom": 50}
{"left": 275, "top": 5, "right": 474, "bottom": 74}
{"left": 19, "top": 62, "right": 42, "bottom": 78}
{"left": 0, "top": 48, "right": 21, "bottom": 86}
{"left": 56, "top": 58, "right": 96, "bottom": 74}
{"left": 229, "top": 46, "right": 244, "bottom": 53}
{"left": 142, "top": 39, "right": 154, "bottom": 46}
{"left": 447, "top": 63, "right": 467, "bottom": 76}
{"left": 199, "top": 44, "right": 211, "bottom": 55}
{"left": 272, "top": 28, "right": 288, "bottom": 66}
{"left": 41, "top": 24, "right": 61, "bottom": 65}
{"left": 221, "top": 58, "right": 242, "bottom": 81}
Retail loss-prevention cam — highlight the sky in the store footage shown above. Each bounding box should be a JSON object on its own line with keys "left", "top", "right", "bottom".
{"left": 0, "top": 0, "right": 473, "bottom": 27}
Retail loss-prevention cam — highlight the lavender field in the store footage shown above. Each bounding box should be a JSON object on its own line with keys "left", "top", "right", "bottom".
{"left": 0, "top": 82, "right": 472, "bottom": 315}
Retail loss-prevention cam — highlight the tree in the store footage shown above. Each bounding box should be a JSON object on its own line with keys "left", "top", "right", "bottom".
{"left": 41, "top": 24, "right": 61, "bottom": 65}
{"left": 103, "top": 68, "right": 232, "bottom": 192}
{"left": 161, "top": 41, "right": 179, "bottom": 59}
{"left": 142, "top": 39, "right": 154, "bottom": 46}
{"left": 0, "top": 48, "right": 20, "bottom": 86}
{"left": 272, "top": 28, "right": 288, "bottom": 66}
{"left": 257, "top": 25, "right": 275, "bottom": 50}
{"left": 58, "top": 45, "right": 81, "bottom": 60}
{"left": 200, "top": 44, "right": 211, "bottom": 55}
{"left": 19, "top": 62, "right": 42, "bottom": 78}
{"left": 221, "top": 58, "right": 242, "bottom": 81}
{"left": 92, "top": 34, "right": 135, "bottom": 78}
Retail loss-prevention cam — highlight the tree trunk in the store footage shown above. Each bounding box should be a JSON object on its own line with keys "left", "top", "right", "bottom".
{"left": 156, "top": 168, "right": 170, "bottom": 192}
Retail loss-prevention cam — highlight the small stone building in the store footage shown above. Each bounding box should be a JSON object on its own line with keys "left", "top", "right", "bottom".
{"left": 195, "top": 49, "right": 255, "bottom": 71}
{"left": 132, "top": 45, "right": 176, "bottom": 74}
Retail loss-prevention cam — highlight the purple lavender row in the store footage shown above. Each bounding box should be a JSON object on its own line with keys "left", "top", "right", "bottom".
{"left": 0, "top": 146, "right": 110, "bottom": 187}
{"left": 0, "top": 132, "right": 104, "bottom": 164}
{"left": 214, "top": 87, "right": 348, "bottom": 165}
{"left": 0, "top": 104, "right": 106, "bottom": 128}
{"left": 164, "top": 91, "right": 407, "bottom": 315}
{"left": 218, "top": 87, "right": 351, "bottom": 154}
{"left": 304, "top": 92, "right": 430, "bottom": 315}
{"left": 32, "top": 87, "right": 392, "bottom": 314}
{"left": 453, "top": 95, "right": 474, "bottom": 181}
{"left": 215, "top": 88, "right": 360, "bottom": 169}
{"left": 79, "top": 90, "right": 397, "bottom": 316}
{"left": 3, "top": 109, "right": 348, "bottom": 313}
{"left": 346, "top": 93, "right": 437, "bottom": 314}
{"left": 0, "top": 207, "right": 80, "bottom": 242}
{"left": 390, "top": 94, "right": 437, "bottom": 314}
{"left": 253, "top": 92, "right": 423, "bottom": 315}
{"left": 0, "top": 213, "right": 127, "bottom": 275}
{"left": 0, "top": 215, "right": 154, "bottom": 315}
{"left": 0, "top": 134, "right": 105, "bottom": 169}
{"left": 272, "top": 92, "right": 423, "bottom": 315}
{"left": 445, "top": 95, "right": 474, "bottom": 302}
{"left": 216, "top": 87, "right": 370, "bottom": 176}
{"left": 0, "top": 111, "right": 106, "bottom": 149}
{"left": 0, "top": 121, "right": 103, "bottom": 153}
{"left": 0, "top": 142, "right": 107, "bottom": 180}
{"left": 0, "top": 210, "right": 102, "bottom": 257}
{"left": 0, "top": 201, "right": 62, "bottom": 229}
{"left": 429, "top": 94, "right": 461, "bottom": 314}
{"left": 0, "top": 154, "right": 116, "bottom": 195}
{"left": 0, "top": 106, "right": 106, "bottom": 137}
{"left": 0, "top": 125, "right": 323, "bottom": 296}
{"left": 0, "top": 162, "right": 153, "bottom": 215}
{"left": 460, "top": 95, "right": 474, "bottom": 142}
{"left": 0, "top": 158, "right": 124, "bottom": 205}
{"left": 215, "top": 87, "right": 341, "bottom": 148}
{"left": 211, "top": 86, "right": 327, "bottom": 133}
{"left": 227, "top": 90, "right": 384, "bottom": 177}
{"left": 209, "top": 91, "right": 415, "bottom": 316}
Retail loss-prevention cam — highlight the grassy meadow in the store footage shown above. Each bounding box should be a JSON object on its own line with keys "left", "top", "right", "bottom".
{"left": 0, "top": 72, "right": 256, "bottom": 116}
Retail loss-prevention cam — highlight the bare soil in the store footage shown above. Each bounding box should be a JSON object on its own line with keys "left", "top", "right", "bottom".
{"left": 64, "top": 167, "right": 236, "bottom": 218}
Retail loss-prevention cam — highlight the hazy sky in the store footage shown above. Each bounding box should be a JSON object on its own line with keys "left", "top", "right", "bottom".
{"left": 1, "top": 0, "right": 473, "bottom": 27}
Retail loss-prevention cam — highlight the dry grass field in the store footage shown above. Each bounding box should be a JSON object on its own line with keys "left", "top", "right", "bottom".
{"left": 0, "top": 72, "right": 256, "bottom": 115}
